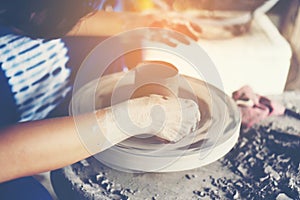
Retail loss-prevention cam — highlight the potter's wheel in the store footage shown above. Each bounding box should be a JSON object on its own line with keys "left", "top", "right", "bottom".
{"left": 71, "top": 71, "right": 240, "bottom": 172}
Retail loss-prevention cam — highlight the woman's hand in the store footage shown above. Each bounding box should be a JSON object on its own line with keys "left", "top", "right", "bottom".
{"left": 97, "top": 95, "right": 201, "bottom": 143}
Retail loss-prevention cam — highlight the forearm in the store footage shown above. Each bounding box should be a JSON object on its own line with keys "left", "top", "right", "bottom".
{"left": 66, "top": 10, "right": 200, "bottom": 41}
{"left": 0, "top": 109, "right": 129, "bottom": 183}
{"left": 67, "top": 11, "right": 150, "bottom": 36}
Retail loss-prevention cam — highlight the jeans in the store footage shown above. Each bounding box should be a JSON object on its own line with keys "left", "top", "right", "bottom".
{"left": 0, "top": 176, "right": 52, "bottom": 200}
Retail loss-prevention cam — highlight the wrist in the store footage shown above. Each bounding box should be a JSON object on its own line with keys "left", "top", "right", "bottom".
{"left": 98, "top": 98, "right": 153, "bottom": 137}
{"left": 95, "top": 107, "right": 131, "bottom": 146}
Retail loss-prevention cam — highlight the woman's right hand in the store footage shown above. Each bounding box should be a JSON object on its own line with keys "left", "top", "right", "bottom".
{"left": 97, "top": 95, "right": 201, "bottom": 143}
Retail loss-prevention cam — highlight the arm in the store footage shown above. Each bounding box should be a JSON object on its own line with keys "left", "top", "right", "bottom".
{"left": 0, "top": 109, "right": 127, "bottom": 183}
{"left": 67, "top": 11, "right": 150, "bottom": 37}
{"left": 67, "top": 11, "right": 200, "bottom": 41}
{"left": 0, "top": 95, "right": 200, "bottom": 183}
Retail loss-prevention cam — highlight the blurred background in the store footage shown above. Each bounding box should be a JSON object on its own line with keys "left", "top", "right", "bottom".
{"left": 63, "top": 0, "right": 300, "bottom": 96}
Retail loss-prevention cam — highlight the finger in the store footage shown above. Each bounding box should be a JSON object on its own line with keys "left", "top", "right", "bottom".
{"left": 190, "top": 22, "right": 203, "bottom": 34}
{"left": 149, "top": 20, "right": 167, "bottom": 28}
{"left": 236, "top": 99, "right": 255, "bottom": 107}
{"left": 232, "top": 85, "right": 260, "bottom": 104}
{"left": 232, "top": 85, "right": 253, "bottom": 99}
{"left": 149, "top": 20, "right": 192, "bottom": 46}
{"left": 150, "top": 33, "right": 178, "bottom": 47}
{"left": 169, "top": 23, "right": 196, "bottom": 42}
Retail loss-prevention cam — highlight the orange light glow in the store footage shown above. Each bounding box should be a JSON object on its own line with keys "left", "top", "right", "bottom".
{"left": 134, "top": 0, "right": 155, "bottom": 11}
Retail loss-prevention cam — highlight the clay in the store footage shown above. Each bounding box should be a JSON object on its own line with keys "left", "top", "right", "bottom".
{"left": 132, "top": 61, "right": 179, "bottom": 98}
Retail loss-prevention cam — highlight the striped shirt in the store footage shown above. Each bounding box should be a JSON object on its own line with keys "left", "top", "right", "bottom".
{"left": 0, "top": 28, "right": 71, "bottom": 125}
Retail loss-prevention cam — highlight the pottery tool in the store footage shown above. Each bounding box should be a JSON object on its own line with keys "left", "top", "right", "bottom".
{"left": 233, "top": 86, "right": 300, "bottom": 128}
